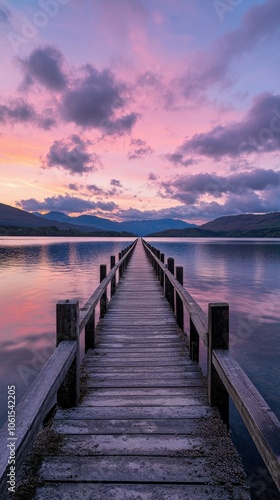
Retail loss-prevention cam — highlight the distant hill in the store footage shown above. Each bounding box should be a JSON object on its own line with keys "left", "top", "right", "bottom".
{"left": 0, "top": 203, "right": 134, "bottom": 236}
{"left": 148, "top": 212, "right": 280, "bottom": 238}
{"left": 34, "top": 211, "right": 197, "bottom": 236}
{"left": 147, "top": 227, "right": 217, "bottom": 237}
{"left": 200, "top": 212, "right": 280, "bottom": 233}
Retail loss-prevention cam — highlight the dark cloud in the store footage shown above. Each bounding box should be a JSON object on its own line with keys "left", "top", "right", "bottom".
{"left": 179, "top": 0, "right": 280, "bottom": 99}
{"left": 43, "top": 135, "right": 102, "bottom": 175}
{"left": 61, "top": 64, "right": 138, "bottom": 134}
{"left": 87, "top": 179, "right": 123, "bottom": 198}
{"left": 87, "top": 184, "right": 105, "bottom": 196}
{"left": 162, "top": 153, "right": 197, "bottom": 167}
{"left": 179, "top": 93, "right": 280, "bottom": 158}
{"left": 68, "top": 183, "right": 79, "bottom": 191}
{"left": 160, "top": 168, "right": 280, "bottom": 205}
{"left": 0, "top": 98, "right": 36, "bottom": 124}
{"left": 17, "top": 194, "right": 118, "bottom": 213}
{"left": 110, "top": 179, "right": 123, "bottom": 188}
{"left": 19, "top": 46, "right": 67, "bottom": 91}
{"left": 0, "top": 6, "right": 11, "bottom": 22}
{"left": 148, "top": 172, "right": 158, "bottom": 181}
{"left": 0, "top": 98, "right": 56, "bottom": 130}
{"left": 103, "top": 113, "right": 139, "bottom": 136}
{"left": 128, "top": 138, "right": 153, "bottom": 159}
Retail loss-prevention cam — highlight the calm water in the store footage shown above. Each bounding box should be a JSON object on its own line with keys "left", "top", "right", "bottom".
{"left": 0, "top": 236, "right": 279, "bottom": 498}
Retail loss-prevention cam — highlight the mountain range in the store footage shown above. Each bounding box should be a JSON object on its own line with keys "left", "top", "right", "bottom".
{"left": 0, "top": 203, "right": 195, "bottom": 237}
{"left": 32, "top": 210, "right": 196, "bottom": 236}
{"left": 0, "top": 203, "right": 280, "bottom": 237}
{"left": 148, "top": 212, "right": 280, "bottom": 237}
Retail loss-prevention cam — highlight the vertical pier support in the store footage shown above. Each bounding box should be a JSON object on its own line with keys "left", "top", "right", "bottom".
{"left": 100, "top": 265, "right": 107, "bottom": 318}
{"left": 119, "top": 252, "right": 123, "bottom": 279}
{"left": 190, "top": 318, "right": 199, "bottom": 362}
{"left": 160, "top": 253, "right": 165, "bottom": 288}
{"left": 208, "top": 303, "right": 229, "bottom": 426}
{"left": 56, "top": 300, "right": 80, "bottom": 406}
{"left": 176, "top": 266, "right": 184, "bottom": 330}
{"left": 111, "top": 256, "right": 116, "bottom": 297}
{"left": 165, "top": 258, "right": 175, "bottom": 311}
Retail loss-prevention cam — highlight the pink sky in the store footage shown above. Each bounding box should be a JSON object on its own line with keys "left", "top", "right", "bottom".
{"left": 0, "top": 0, "right": 280, "bottom": 223}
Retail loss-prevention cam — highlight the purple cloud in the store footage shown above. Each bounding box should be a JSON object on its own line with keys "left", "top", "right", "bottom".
{"left": 61, "top": 64, "right": 138, "bottom": 134}
{"left": 0, "top": 98, "right": 56, "bottom": 130}
{"left": 178, "top": 93, "right": 280, "bottom": 158}
{"left": 0, "top": 98, "right": 36, "bottom": 123}
{"left": 17, "top": 194, "right": 118, "bottom": 213}
{"left": 19, "top": 46, "right": 67, "bottom": 91}
{"left": 160, "top": 168, "right": 280, "bottom": 204}
{"left": 43, "top": 135, "right": 102, "bottom": 175}
{"left": 87, "top": 179, "right": 123, "bottom": 198}
{"left": 162, "top": 153, "right": 197, "bottom": 167}
{"left": 110, "top": 179, "right": 123, "bottom": 188}
{"left": 128, "top": 138, "right": 153, "bottom": 159}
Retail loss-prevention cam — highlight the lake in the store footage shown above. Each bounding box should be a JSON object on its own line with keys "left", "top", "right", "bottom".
{"left": 0, "top": 236, "right": 279, "bottom": 498}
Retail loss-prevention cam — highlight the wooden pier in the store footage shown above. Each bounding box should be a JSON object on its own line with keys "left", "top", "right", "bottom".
{"left": 1, "top": 238, "right": 280, "bottom": 498}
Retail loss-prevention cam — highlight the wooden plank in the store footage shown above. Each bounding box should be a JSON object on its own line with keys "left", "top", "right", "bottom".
{"left": 38, "top": 456, "right": 217, "bottom": 483}
{"left": 81, "top": 394, "right": 208, "bottom": 407}
{"left": 55, "top": 405, "right": 217, "bottom": 420}
{"left": 86, "top": 387, "right": 206, "bottom": 396}
{"left": 87, "top": 379, "right": 204, "bottom": 388}
{"left": 35, "top": 483, "right": 251, "bottom": 500}
{"left": 52, "top": 417, "right": 212, "bottom": 435}
{"left": 84, "top": 365, "right": 201, "bottom": 374}
{"left": 56, "top": 434, "right": 212, "bottom": 456}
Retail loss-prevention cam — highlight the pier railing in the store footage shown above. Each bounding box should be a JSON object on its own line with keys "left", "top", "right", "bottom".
{"left": 0, "top": 239, "right": 137, "bottom": 496}
{"left": 142, "top": 238, "right": 280, "bottom": 492}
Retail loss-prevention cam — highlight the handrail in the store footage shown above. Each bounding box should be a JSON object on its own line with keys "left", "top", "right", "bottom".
{"left": 142, "top": 238, "right": 280, "bottom": 492}
{"left": 0, "top": 341, "right": 76, "bottom": 495}
{"left": 213, "top": 349, "right": 280, "bottom": 491}
{"left": 142, "top": 239, "right": 208, "bottom": 345}
{"left": 79, "top": 239, "right": 138, "bottom": 332}
{"left": 0, "top": 238, "right": 138, "bottom": 497}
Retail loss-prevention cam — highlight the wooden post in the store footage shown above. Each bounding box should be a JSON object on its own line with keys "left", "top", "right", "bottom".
{"left": 208, "top": 303, "right": 229, "bottom": 426}
{"left": 85, "top": 309, "right": 95, "bottom": 352}
{"left": 156, "top": 250, "right": 161, "bottom": 277}
{"left": 56, "top": 300, "right": 80, "bottom": 406}
{"left": 119, "top": 252, "right": 123, "bottom": 279}
{"left": 160, "top": 253, "right": 165, "bottom": 288}
{"left": 111, "top": 255, "right": 116, "bottom": 297}
{"left": 100, "top": 265, "right": 107, "bottom": 318}
{"left": 167, "top": 258, "right": 175, "bottom": 311}
{"left": 190, "top": 317, "right": 199, "bottom": 362}
{"left": 176, "top": 266, "right": 184, "bottom": 330}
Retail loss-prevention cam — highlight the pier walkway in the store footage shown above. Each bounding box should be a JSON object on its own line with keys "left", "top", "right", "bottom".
{"left": 33, "top": 240, "right": 250, "bottom": 499}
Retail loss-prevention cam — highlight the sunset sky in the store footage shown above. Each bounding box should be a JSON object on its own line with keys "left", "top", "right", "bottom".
{"left": 0, "top": 0, "right": 280, "bottom": 224}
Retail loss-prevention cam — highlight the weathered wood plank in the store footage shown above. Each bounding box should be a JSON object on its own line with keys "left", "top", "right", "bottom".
{"left": 52, "top": 417, "right": 213, "bottom": 435}
{"left": 38, "top": 456, "right": 218, "bottom": 483}
{"left": 35, "top": 483, "right": 251, "bottom": 500}
{"left": 86, "top": 386, "right": 206, "bottom": 396}
{"left": 81, "top": 394, "right": 208, "bottom": 407}
{"left": 55, "top": 405, "right": 217, "bottom": 420}
{"left": 55, "top": 434, "right": 213, "bottom": 455}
